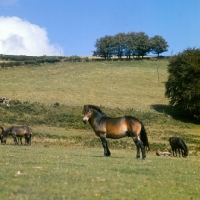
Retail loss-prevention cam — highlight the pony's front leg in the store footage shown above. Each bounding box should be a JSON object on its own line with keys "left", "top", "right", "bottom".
{"left": 175, "top": 148, "right": 178, "bottom": 157}
{"left": 178, "top": 149, "right": 181, "bottom": 157}
{"left": 99, "top": 133, "right": 111, "bottom": 157}
{"left": 12, "top": 135, "right": 18, "bottom": 145}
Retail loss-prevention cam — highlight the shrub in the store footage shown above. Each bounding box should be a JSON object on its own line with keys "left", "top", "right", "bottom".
{"left": 165, "top": 48, "right": 200, "bottom": 119}
{"left": 68, "top": 55, "right": 82, "bottom": 62}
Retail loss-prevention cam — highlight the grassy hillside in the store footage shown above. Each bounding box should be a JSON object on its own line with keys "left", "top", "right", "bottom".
{"left": 0, "top": 59, "right": 200, "bottom": 200}
{"left": 0, "top": 59, "right": 199, "bottom": 152}
{"left": 0, "top": 60, "right": 168, "bottom": 110}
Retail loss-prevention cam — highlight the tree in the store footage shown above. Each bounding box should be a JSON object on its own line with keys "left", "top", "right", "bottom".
{"left": 125, "top": 32, "right": 137, "bottom": 59}
{"left": 165, "top": 48, "right": 200, "bottom": 118}
{"left": 93, "top": 35, "right": 114, "bottom": 59}
{"left": 112, "top": 33, "right": 127, "bottom": 58}
{"left": 151, "top": 35, "right": 168, "bottom": 57}
{"left": 134, "top": 32, "right": 151, "bottom": 58}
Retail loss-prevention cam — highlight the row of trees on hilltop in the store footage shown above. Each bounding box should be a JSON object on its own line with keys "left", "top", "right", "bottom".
{"left": 93, "top": 32, "right": 168, "bottom": 59}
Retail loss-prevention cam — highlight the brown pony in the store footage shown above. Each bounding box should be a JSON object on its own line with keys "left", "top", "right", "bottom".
{"left": 1, "top": 126, "right": 32, "bottom": 145}
{"left": 82, "top": 105, "right": 149, "bottom": 159}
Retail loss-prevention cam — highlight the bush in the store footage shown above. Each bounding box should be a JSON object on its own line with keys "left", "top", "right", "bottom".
{"left": 165, "top": 48, "right": 200, "bottom": 119}
{"left": 68, "top": 55, "right": 82, "bottom": 62}
{"left": 0, "top": 61, "right": 23, "bottom": 67}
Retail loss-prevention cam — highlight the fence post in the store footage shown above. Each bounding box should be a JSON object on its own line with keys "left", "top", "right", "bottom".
{"left": 157, "top": 66, "right": 160, "bottom": 82}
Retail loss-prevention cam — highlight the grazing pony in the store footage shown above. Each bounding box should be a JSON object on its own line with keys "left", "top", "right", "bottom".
{"left": 82, "top": 105, "right": 149, "bottom": 159}
{"left": 169, "top": 137, "right": 188, "bottom": 157}
{"left": 1, "top": 126, "right": 32, "bottom": 145}
{"left": 1, "top": 127, "right": 24, "bottom": 145}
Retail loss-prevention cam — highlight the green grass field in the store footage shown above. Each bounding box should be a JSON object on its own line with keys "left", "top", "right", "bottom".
{"left": 0, "top": 59, "right": 200, "bottom": 199}
{"left": 0, "top": 145, "right": 199, "bottom": 200}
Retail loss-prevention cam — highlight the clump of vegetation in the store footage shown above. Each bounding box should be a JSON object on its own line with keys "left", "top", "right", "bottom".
{"left": 64, "top": 55, "right": 89, "bottom": 62}
{"left": 0, "top": 55, "right": 63, "bottom": 67}
{"left": 0, "top": 100, "right": 86, "bottom": 129}
{"left": 165, "top": 48, "right": 200, "bottom": 119}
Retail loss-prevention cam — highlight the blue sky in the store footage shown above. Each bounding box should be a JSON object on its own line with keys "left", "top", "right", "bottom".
{"left": 0, "top": 0, "right": 199, "bottom": 56}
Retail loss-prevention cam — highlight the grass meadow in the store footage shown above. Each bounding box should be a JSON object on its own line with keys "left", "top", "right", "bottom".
{"left": 0, "top": 59, "right": 200, "bottom": 199}
{"left": 0, "top": 60, "right": 168, "bottom": 109}
{"left": 0, "top": 145, "right": 199, "bottom": 200}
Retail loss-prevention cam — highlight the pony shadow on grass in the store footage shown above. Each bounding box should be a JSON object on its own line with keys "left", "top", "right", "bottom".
{"left": 151, "top": 104, "right": 199, "bottom": 124}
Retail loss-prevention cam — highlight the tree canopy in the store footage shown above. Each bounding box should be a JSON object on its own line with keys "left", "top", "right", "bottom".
{"left": 151, "top": 35, "right": 169, "bottom": 57}
{"left": 93, "top": 35, "right": 114, "bottom": 59}
{"left": 165, "top": 48, "right": 200, "bottom": 119}
{"left": 93, "top": 32, "right": 168, "bottom": 59}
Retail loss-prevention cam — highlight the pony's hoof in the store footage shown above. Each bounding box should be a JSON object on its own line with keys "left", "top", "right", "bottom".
{"left": 136, "top": 156, "right": 140, "bottom": 159}
{"left": 142, "top": 157, "right": 146, "bottom": 160}
{"left": 104, "top": 153, "right": 111, "bottom": 157}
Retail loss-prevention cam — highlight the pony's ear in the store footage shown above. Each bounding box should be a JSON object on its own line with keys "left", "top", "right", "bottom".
{"left": 83, "top": 105, "right": 89, "bottom": 114}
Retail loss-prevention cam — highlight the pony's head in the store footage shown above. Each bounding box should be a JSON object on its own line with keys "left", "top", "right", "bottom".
{"left": 0, "top": 127, "right": 6, "bottom": 144}
{"left": 0, "top": 135, "right": 6, "bottom": 145}
{"left": 82, "top": 105, "right": 91, "bottom": 124}
{"left": 183, "top": 146, "right": 189, "bottom": 157}
{"left": 82, "top": 105, "right": 104, "bottom": 123}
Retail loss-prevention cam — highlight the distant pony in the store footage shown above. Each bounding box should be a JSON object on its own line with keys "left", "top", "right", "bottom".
{"left": 169, "top": 137, "right": 188, "bottom": 157}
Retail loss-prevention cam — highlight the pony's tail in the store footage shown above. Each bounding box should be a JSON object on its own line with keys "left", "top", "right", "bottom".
{"left": 140, "top": 122, "right": 150, "bottom": 151}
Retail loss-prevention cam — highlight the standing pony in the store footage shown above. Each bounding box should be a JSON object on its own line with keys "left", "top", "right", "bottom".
{"left": 82, "top": 105, "right": 149, "bottom": 159}
{"left": 169, "top": 137, "right": 188, "bottom": 157}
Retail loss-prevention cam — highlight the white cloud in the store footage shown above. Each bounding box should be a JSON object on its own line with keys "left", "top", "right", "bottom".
{"left": 0, "top": 16, "right": 63, "bottom": 56}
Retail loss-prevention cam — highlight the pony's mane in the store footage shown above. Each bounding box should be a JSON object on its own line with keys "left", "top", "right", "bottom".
{"left": 84, "top": 105, "right": 106, "bottom": 115}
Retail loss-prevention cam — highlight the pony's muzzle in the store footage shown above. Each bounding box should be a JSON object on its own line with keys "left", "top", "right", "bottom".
{"left": 82, "top": 117, "right": 88, "bottom": 124}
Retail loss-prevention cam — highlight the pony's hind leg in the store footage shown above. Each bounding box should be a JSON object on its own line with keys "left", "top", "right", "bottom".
{"left": 133, "top": 138, "right": 140, "bottom": 158}
{"left": 141, "top": 144, "right": 146, "bottom": 159}
{"left": 136, "top": 145, "right": 140, "bottom": 159}
{"left": 100, "top": 134, "right": 111, "bottom": 157}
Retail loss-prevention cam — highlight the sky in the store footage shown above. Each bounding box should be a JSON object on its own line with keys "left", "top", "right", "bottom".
{"left": 0, "top": 0, "right": 199, "bottom": 56}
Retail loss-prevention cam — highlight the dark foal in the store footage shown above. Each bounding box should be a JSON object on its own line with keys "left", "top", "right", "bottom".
{"left": 169, "top": 137, "right": 188, "bottom": 157}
